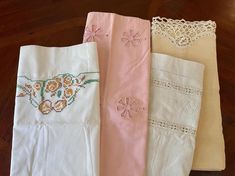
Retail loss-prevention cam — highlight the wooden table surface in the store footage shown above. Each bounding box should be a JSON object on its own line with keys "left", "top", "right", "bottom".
{"left": 0, "top": 0, "right": 234, "bottom": 175}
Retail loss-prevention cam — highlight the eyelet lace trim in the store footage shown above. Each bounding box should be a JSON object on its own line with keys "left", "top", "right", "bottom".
{"left": 152, "top": 79, "right": 202, "bottom": 96}
{"left": 152, "top": 16, "right": 216, "bottom": 47}
{"left": 149, "top": 119, "right": 196, "bottom": 135}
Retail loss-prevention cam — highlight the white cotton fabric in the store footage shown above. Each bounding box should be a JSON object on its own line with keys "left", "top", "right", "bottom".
{"left": 10, "top": 42, "right": 100, "bottom": 176}
{"left": 147, "top": 53, "right": 204, "bottom": 176}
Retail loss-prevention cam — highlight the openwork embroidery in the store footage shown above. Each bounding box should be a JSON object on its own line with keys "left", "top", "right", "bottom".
{"left": 16, "top": 72, "right": 99, "bottom": 115}
{"left": 121, "top": 30, "right": 142, "bottom": 47}
{"left": 116, "top": 97, "right": 144, "bottom": 119}
{"left": 84, "top": 25, "right": 103, "bottom": 42}
{"left": 149, "top": 119, "right": 196, "bottom": 135}
{"left": 152, "top": 16, "right": 216, "bottom": 47}
{"left": 152, "top": 79, "right": 202, "bottom": 96}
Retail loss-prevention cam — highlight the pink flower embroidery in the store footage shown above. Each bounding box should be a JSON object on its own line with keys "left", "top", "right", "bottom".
{"left": 84, "top": 25, "right": 102, "bottom": 42}
{"left": 121, "top": 30, "right": 142, "bottom": 47}
{"left": 117, "top": 97, "right": 144, "bottom": 119}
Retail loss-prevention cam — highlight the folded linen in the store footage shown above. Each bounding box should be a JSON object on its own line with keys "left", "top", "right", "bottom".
{"left": 151, "top": 16, "right": 225, "bottom": 170}
{"left": 147, "top": 53, "right": 204, "bottom": 176}
{"left": 10, "top": 42, "right": 100, "bottom": 176}
{"left": 84, "top": 12, "right": 151, "bottom": 176}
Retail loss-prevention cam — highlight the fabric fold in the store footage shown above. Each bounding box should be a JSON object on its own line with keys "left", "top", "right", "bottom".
{"left": 10, "top": 42, "right": 100, "bottom": 176}
{"left": 147, "top": 53, "right": 204, "bottom": 176}
{"left": 84, "top": 12, "right": 151, "bottom": 176}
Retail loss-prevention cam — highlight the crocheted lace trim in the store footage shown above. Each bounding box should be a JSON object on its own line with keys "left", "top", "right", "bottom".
{"left": 152, "top": 16, "right": 216, "bottom": 47}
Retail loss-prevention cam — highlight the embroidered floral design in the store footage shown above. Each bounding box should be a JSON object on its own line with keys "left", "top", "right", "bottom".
{"left": 16, "top": 72, "right": 99, "bottom": 115}
{"left": 34, "top": 82, "right": 41, "bottom": 90}
{"left": 116, "top": 97, "right": 144, "bottom": 119}
{"left": 64, "top": 88, "right": 73, "bottom": 98}
{"left": 39, "top": 100, "right": 52, "bottom": 114}
{"left": 152, "top": 16, "right": 216, "bottom": 47}
{"left": 46, "top": 80, "right": 61, "bottom": 92}
{"left": 63, "top": 75, "right": 73, "bottom": 86}
{"left": 54, "top": 100, "right": 67, "bottom": 112}
{"left": 83, "top": 25, "right": 102, "bottom": 42}
{"left": 121, "top": 30, "right": 142, "bottom": 47}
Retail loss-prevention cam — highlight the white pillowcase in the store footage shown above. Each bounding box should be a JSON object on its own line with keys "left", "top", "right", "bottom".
{"left": 147, "top": 53, "right": 204, "bottom": 176}
{"left": 10, "top": 42, "right": 100, "bottom": 176}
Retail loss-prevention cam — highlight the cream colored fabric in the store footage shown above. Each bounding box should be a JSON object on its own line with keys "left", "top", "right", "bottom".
{"left": 151, "top": 17, "right": 225, "bottom": 171}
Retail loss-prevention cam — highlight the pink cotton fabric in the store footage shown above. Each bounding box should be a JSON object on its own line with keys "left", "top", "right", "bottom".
{"left": 83, "top": 12, "right": 151, "bottom": 176}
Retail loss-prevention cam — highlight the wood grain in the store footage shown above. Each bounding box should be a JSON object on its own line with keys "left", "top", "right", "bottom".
{"left": 0, "top": 0, "right": 234, "bottom": 175}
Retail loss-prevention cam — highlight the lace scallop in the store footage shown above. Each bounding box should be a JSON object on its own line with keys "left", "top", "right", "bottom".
{"left": 152, "top": 16, "right": 216, "bottom": 47}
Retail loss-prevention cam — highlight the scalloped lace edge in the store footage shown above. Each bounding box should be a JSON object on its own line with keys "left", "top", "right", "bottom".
{"left": 152, "top": 16, "right": 216, "bottom": 47}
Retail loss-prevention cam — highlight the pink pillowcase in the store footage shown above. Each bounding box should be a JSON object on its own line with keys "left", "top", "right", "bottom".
{"left": 83, "top": 12, "right": 151, "bottom": 176}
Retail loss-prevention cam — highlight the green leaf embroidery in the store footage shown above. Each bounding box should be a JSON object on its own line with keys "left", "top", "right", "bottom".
{"left": 57, "top": 90, "right": 62, "bottom": 98}
{"left": 83, "top": 79, "right": 99, "bottom": 85}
